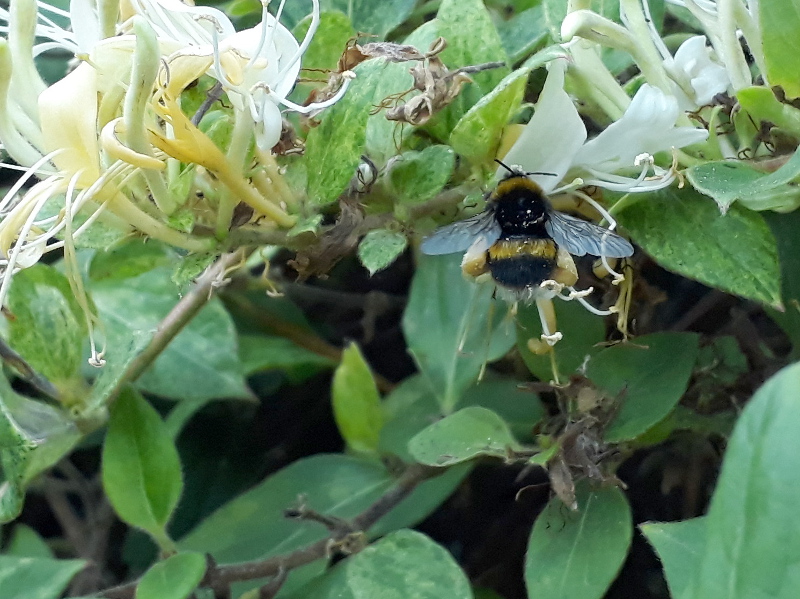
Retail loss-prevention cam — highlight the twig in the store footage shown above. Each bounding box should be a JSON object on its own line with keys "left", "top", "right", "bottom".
{"left": 97, "top": 463, "right": 441, "bottom": 599}
{"left": 0, "top": 336, "right": 61, "bottom": 401}
{"left": 106, "top": 251, "right": 245, "bottom": 402}
{"left": 42, "top": 478, "right": 88, "bottom": 555}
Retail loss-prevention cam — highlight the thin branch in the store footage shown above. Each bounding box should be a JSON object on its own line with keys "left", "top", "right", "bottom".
{"left": 106, "top": 251, "right": 245, "bottom": 402}
{"left": 0, "top": 336, "right": 61, "bottom": 400}
{"left": 97, "top": 464, "right": 441, "bottom": 599}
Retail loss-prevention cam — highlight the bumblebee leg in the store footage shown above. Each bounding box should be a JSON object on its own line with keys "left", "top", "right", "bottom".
{"left": 461, "top": 246, "right": 489, "bottom": 278}
{"left": 554, "top": 248, "right": 579, "bottom": 287}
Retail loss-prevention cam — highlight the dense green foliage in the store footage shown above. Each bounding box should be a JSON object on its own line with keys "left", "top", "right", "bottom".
{"left": 1, "top": 0, "right": 800, "bottom": 598}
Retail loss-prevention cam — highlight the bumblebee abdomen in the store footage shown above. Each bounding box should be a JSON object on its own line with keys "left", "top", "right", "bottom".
{"left": 487, "top": 238, "right": 557, "bottom": 289}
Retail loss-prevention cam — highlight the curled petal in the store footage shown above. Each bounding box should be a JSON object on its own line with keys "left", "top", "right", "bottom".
{"left": 572, "top": 84, "right": 708, "bottom": 173}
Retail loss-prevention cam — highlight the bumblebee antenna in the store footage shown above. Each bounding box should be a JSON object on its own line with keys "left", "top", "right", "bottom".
{"left": 493, "top": 159, "right": 556, "bottom": 178}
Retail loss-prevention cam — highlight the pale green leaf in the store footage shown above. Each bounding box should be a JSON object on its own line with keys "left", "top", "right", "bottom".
{"left": 617, "top": 187, "right": 781, "bottom": 308}
{"left": 640, "top": 517, "right": 706, "bottom": 599}
{"left": 0, "top": 555, "right": 85, "bottom": 599}
{"left": 7, "top": 264, "right": 86, "bottom": 386}
{"left": 90, "top": 267, "right": 250, "bottom": 401}
{"left": 388, "top": 145, "right": 455, "bottom": 205}
{"left": 332, "top": 343, "right": 384, "bottom": 454}
{"left": 683, "top": 362, "right": 800, "bottom": 599}
{"left": 587, "top": 332, "right": 699, "bottom": 442}
{"left": 102, "top": 387, "right": 182, "bottom": 548}
{"left": 526, "top": 482, "right": 632, "bottom": 599}
{"left": 402, "top": 254, "right": 516, "bottom": 414}
{"left": 136, "top": 552, "right": 206, "bottom": 599}
{"left": 358, "top": 229, "right": 408, "bottom": 276}
{"left": 758, "top": 0, "right": 800, "bottom": 98}
{"left": 408, "top": 406, "right": 522, "bottom": 466}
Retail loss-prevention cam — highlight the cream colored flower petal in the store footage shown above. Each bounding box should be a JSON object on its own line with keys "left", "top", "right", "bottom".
{"left": 39, "top": 62, "right": 101, "bottom": 181}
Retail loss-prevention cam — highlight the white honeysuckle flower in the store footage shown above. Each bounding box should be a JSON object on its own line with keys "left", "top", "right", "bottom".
{"left": 127, "top": 0, "right": 349, "bottom": 150}
{"left": 501, "top": 60, "right": 708, "bottom": 195}
{"left": 662, "top": 0, "right": 762, "bottom": 90}
{"left": 666, "top": 35, "right": 731, "bottom": 109}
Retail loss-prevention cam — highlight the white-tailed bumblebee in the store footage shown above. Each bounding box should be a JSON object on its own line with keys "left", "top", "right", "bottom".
{"left": 421, "top": 163, "right": 634, "bottom": 302}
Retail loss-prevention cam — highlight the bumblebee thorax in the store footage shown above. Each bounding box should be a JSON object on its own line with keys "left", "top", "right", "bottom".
{"left": 490, "top": 175, "right": 549, "bottom": 235}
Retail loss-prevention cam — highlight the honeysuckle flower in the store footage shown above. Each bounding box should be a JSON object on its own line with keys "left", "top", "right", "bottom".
{"left": 664, "top": 36, "right": 731, "bottom": 110}
{"left": 0, "top": 0, "right": 344, "bottom": 368}
{"left": 501, "top": 59, "right": 708, "bottom": 196}
{"left": 126, "top": 0, "right": 351, "bottom": 150}
{"left": 664, "top": 0, "right": 764, "bottom": 91}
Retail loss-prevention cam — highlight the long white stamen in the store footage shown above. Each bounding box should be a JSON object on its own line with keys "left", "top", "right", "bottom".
{"left": 0, "top": 149, "right": 61, "bottom": 213}
{"left": 0, "top": 183, "right": 54, "bottom": 307}
{"left": 571, "top": 289, "right": 617, "bottom": 316}
{"left": 271, "top": 70, "right": 355, "bottom": 114}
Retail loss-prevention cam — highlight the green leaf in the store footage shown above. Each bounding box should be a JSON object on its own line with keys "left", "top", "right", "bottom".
{"left": 239, "top": 335, "right": 334, "bottom": 376}
{"left": 402, "top": 254, "right": 516, "bottom": 413}
{"left": 331, "top": 343, "right": 384, "bottom": 455}
{"left": 284, "top": 530, "right": 471, "bottom": 599}
{"left": 587, "top": 332, "right": 699, "bottom": 442}
{"left": 135, "top": 552, "right": 206, "bottom": 599}
{"left": 305, "top": 60, "right": 384, "bottom": 205}
{"left": 388, "top": 145, "right": 455, "bottom": 206}
{"left": 90, "top": 267, "right": 250, "bottom": 401}
{"left": 283, "top": 0, "right": 416, "bottom": 37}
{"left": 682, "top": 362, "right": 800, "bottom": 599}
{"left": 497, "top": 6, "right": 548, "bottom": 63}
{"left": 179, "top": 454, "right": 465, "bottom": 596}
{"left": 640, "top": 517, "right": 706, "bottom": 599}
{"left": 687, "top": 151, "right": 800, "bottom": 213}
{"left": 525, "top": 482, "right": 632, "bottom": 599}
{"left": 437, "top": 0, "right": 509, "bottom": 92}
{"left": 378, "top": 375, "right": 445, "bottom": 462}
{"left": 348, "top": 530, "right": 471, "bottom": 598}
{"left": 0, "top": 555, "right": 85, "bottom": 599}
{"left": 0, "top": 373, "right": 80, "bottom": 522}
{"left": 450, "top": 66, "right": 529, "bottom": 166}
{"left": 88, "top": 240, "right": 171, "bottom": 282}
{"left": 408, "top": 406, "right": 522, "bottom": 466}
{"left": 4, "top": 524, "right": 54, "bottom": 558}
{"left": 460, "top": 376, "right": 545, "bottom": 442}
{"left": 102, "top": 387, "right": 182, "bottom": 549}
{"left": 364, "top": 61, "right": 416, "bottom": 163}
{"left": 7, "top": 264, "right": 86, "bottom": 386}
{"left": 357, "top": 229, "right": 408, "bottom": 276}
{"left": 516, "top": 299, "right": 606, "bottom": 382}
{"left": 763, "top": 210, "right": 800, "bottom": 356}
{"left": 293, "top": 11, "right": 355, "bottom": 72}
{"left": 758, "top": 0, "right": 800, "bottom": 98}
{"left": 737, "top": 86, "right": 800, "bottom": 142}
{"left": 617, "top": 186, "right": 781, "bottom": 308}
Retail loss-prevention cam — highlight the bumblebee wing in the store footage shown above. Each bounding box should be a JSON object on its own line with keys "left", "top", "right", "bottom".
{"left": 545, "top": 210, "right": 634, "bottom": 258}
{"left": 420, "top": 211, "right": 501, "bottom": 255}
